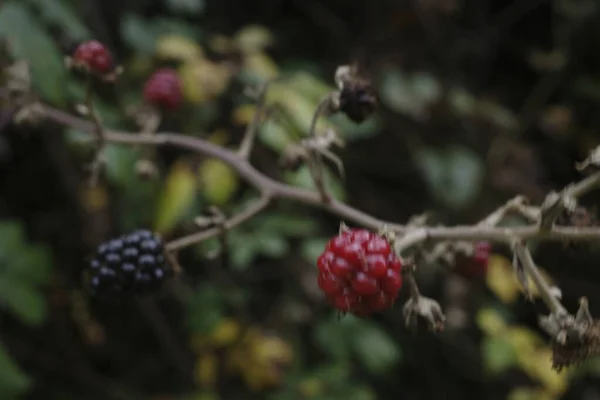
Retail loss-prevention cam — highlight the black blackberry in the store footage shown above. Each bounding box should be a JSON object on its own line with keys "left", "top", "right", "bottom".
{"left": 338, "top": 78, "right": 377, "bottom": 123}
{"left": 86, "top": 229, "right": 171, "bottom": 297}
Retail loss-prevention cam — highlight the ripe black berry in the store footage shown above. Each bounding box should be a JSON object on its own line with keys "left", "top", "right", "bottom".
{"left": 86, "top": 229, "right": 171, "bottom": 297}
{"left": 338, "top": 78, "right": 377, "bottom": 124}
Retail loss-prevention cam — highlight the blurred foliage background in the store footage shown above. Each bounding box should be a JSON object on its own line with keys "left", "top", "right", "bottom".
{"left": 1, "top": 0, "right": 600, "bottom": 399}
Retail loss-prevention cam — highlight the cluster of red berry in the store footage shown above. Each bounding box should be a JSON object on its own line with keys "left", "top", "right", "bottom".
{"left": 455, "top": 241, "right": 491, "bottom": 280}
{"left": 316, "top": 228, "right": 403, "bottom": 317}
{"left": 71, "top": 40, "right": 183, "bottom": 111}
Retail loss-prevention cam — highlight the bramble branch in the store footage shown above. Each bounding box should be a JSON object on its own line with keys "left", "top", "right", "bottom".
{"left": 19, "top": 103, "right": 600, "bottom": 247}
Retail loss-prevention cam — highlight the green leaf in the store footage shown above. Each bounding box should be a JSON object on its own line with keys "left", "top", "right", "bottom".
{"left": 255, "top": 233, "right": 289, "bottom": 257}
{"left": 0, "top": 3, "right": 68, "bottom": 106}
{"left": 330, "top": 113, "right": 380, "bottom": 141}
{"left": 313, "top": 316, "right": 352, "bottom": 360}
{"left": 284, "top": 165, "right": 347, "bottom": 202}
{"left": 198, "top": 159, "right": 239, "bottom": 206}
{"left": 258, "top": 213, "right": 318, "bottom": 236}
{"left": 166, "top": 0, "right": 205, "bottom": 14}
{"left": 378, "top": 68, "right": 441, "bottom": 118}
{"left": 187, "top": 284, "right": 224, "bottom": 334}
{"left": 0, "top": 341, "right": 31, "bottom": 397}
{"left": 301, "top": 238, "right": 329, "bottom": 264}
{"left": 6, "top": 247, "right": 52, "bottom": 285}
{"left": 258, "top": 119, "right": 294, "bottom": 154}
{"left": 413, "top": 145, "right": 484, "bottom": 211}
{"left": 103, "top": 144, "right": 139, "bottom": 188}
{"left": 29, "top": 0, "right": 91, "bottom": 41}
{"left": 350, "top": 320, "right": 401, "bottom": 374}
{"left": 120, "top": 14, "right": 159, "bottom": 54}
{"left": 482, "top": 336, "right": 517, "bottom": 374}
{"left": 0, "top": 276, "right": 46, "bottom": 326}
{"left": 155, "top": 161, "right": 198, "bottom": 233}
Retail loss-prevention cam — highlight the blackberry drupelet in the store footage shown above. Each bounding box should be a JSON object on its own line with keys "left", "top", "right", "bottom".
{"left": 87, "top": 229, "right": 171, "bottom": 297}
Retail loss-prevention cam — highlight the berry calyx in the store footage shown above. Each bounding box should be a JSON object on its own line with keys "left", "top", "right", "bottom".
{"left": 72, "top": 40, "right": 114, "bottom": 75}
{"left": 143, "top": 68, "right": 183, "bottom": 111}
{"left": 86, "top": 229, "right": 172, "bottom": 297}
{"left": 317, "top": 228, "right": 403, "bottom": 317}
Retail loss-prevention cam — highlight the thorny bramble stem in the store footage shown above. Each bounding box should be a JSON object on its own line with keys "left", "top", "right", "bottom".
{"left": 307, "top": 95, "right": 335, "bottom": 202}
{"left": 28, "top": 104, "right": 600, "bottom": 248}
{"left": 83, "top": 76, "right": 107, "bottom": 186}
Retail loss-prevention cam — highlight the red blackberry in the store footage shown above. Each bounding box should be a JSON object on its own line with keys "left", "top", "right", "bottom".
{"left": 72, "top": 40, "right": 114, "bottom": 75}
{"left": 143, "top": 68, "right": 183, "bottom": 110}
{"left": 87, "top": 229, "right": 171, "bottom": 297}
{"left": 455, "top": 241, "right": 491, "bottom": 280}
{"left": 317, "top": 228, "right": 403, "bottom": 317}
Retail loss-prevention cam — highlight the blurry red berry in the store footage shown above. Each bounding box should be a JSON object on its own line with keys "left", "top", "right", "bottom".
{"left": 456, "top": 241, "right": 491, "bottom": 280}
{"left": 143, "top": 68, "right": 183, "bottom": 110}
{"left": 72, "top": 40, "right": 114, "bottom": 74}
{"left": 316, "top": 228, "right": 403, "bottom": 317}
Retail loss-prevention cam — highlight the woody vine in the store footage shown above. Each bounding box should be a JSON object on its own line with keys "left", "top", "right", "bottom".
{"left": 3, "top": 39, "right": 600, "bottom": 371}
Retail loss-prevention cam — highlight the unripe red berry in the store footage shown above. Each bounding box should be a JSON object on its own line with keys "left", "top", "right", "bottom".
{"left": 72, "top": 40, "right": 114, "bottom": 74}
{"left": 317, "top": 228, "right": 403, "bottom": 317}
{"left": 143, "top": 68, "right": 183, "bottom": 111}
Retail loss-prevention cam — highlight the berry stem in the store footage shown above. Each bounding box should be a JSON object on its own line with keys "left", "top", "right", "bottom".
{"left": 307, "top": 95, "right": 335, "bottom": 203}
{"left": 164, "top": 193, "right": 272, "bottom": 251}
{"left": 238, "top": 82, "right": 270, "bottom": 159}
{"left": 513, "top": 240, "right": 567, "bottom": 316}
{"left": 83, "top": 76, "right": 107, "bottom": 186}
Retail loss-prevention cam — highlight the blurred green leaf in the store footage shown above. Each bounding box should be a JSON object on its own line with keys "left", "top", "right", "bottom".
{"left": 0, "top": 341, "right": 30, "bottom": 397}
{"left": 155, "top": 161, "right": 198, "bottom": 233}
{"left": 350, "top": 320, "right": 401, "bottom": 374}
{"left": 0, "top": 277, "right": 46, "bottom": 326}
{"left": 413, "top": 145, "right": 484, "bottom": 211}
{"left": 29, "top": 0, "right": 91, "bottom": 41}
{"left": 166, "top": 0, "right": 206, "bottom": 15}
{"left": 378, "top": 68, "right": 441, "bottom": 118}
{"left": 258, "top": 119, "right": 294, "bottom": 154}
{"left": 187, "top": 284, "right": 224, "bottom": 334}
{"left": 255, "top": 233, "right": 289, "bottom": 257}
{"left": 259, "top": 213, "right": 318, "bottom": 236}
{"left": 6, "top": 247, "right": 52, "bottom": 285}
{"left": 0, "top": 2, "right": 68, "bottom": 105}
{"left": 314, "top": 316, "right": 352, "bottom": 360}
{"left": 482, "top": 337, "right": 517, "bottom": 374}
{"left": 329, "top": 113, "right": 380, "bottom": 141}
{"left": 301, "top": 237, "right": 329, "bottom": 264}
{"left": 121, "top": 14, "right": 158, "bottom": 54}
{"left": 284, "top": 165, "right": 347, "bottom": 202}
{"left": 104, "top": 144, "right": 139, "bottom": 188}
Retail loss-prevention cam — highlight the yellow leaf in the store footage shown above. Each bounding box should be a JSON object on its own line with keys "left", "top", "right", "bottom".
{"left": 154, "top": 161, "right": 197, "bottom": 233}
{"left": 232, "top": 104, "right": 256, "bottom": 126}
{"left": 505, "top": 326, "right": 544, "bottom": 355}
{"left": 525, "top": 349, "right": 569, "bottom": 395}
{"left": 476, "top": 307, "right": 507, "bottom": 336}
{"left": 198, "top": 159, "right": 239, "bottom": 205}
{"left": 208, "top": 34, "right": 236, "bottom": 54}
{"left": 207, "top": 129, "right": 229, "bottom": 146}
{"left": 486, "top": 255, "right": 554, "bottom": 304}
{"left": 486, "top": 254, "right": 521, "bottom": 304}
{"left": 233, "top": 25, "right": 274, "bottom": 54}
{"left": 80, "top": 184, "right": 109, "bottom": 212}
{"left": 155, "top": 35, "right": 204, "bottom": 62}
{"left": 243, "top": 52, "right": 279, "bottom": 81}
{"left": 298, "top": 378, "right": 325, "bottom": 398}
{"left": 178, "top": 60, "right": 232, "bottom": 104}
{"left": 194, "top": 352, "right": 219, "bottom": 387}
{"left": 508, "top": 387, "right": 555, "bottom": 400}
{"left": 209, "top": 318, "right": 241, "bottom": 347}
